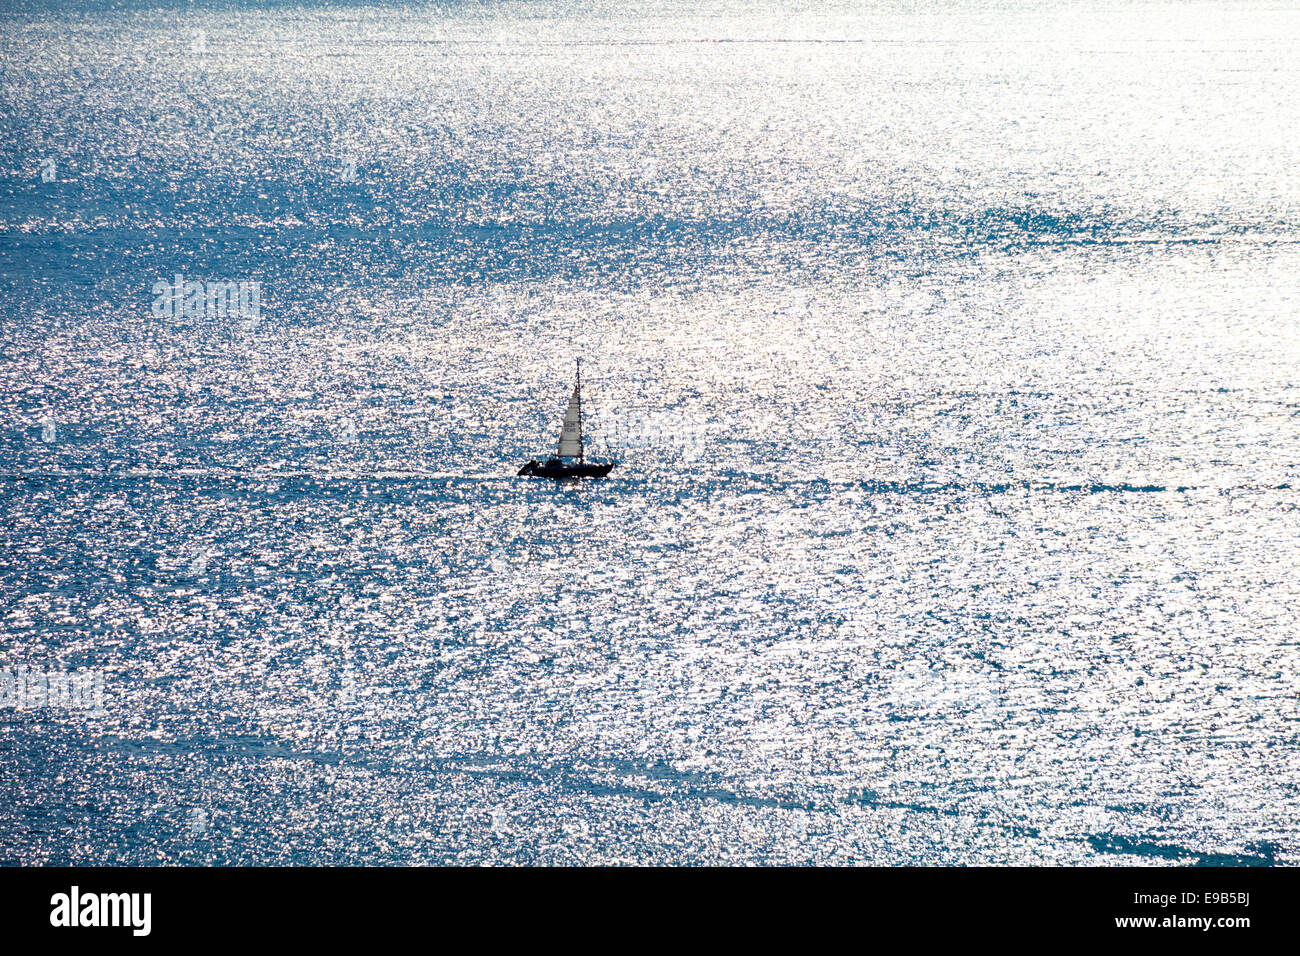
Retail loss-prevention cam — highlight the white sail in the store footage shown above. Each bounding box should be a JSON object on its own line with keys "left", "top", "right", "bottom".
{"left": 556, "top": 385, "right": 583, "bottom": 458}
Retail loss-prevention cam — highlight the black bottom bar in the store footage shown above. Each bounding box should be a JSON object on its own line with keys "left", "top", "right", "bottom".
{"left": 0, "top": 866, "right": 1288, "bottom": 944}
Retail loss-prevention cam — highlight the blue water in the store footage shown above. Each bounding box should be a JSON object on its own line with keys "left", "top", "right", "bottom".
{"left": 2, "top": 0, "right": 1298, "bottom": 865}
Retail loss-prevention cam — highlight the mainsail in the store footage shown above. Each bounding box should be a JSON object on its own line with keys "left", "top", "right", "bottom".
{"left": 556, "top": 385, "right": 583, "bottom": 459}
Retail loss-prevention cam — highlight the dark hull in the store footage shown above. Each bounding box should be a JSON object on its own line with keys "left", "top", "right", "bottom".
{"left": 518, "top": 460, "right": 615, "bottom": 479}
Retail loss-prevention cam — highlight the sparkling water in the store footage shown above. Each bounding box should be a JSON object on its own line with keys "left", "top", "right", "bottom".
{"left": 1, "top": 0, "right": 1298, "bottom": 865}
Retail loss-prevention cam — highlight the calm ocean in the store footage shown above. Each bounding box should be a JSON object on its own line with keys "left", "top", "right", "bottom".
{"left": 1, "top": 0, "right": 1297, "bottom": 864}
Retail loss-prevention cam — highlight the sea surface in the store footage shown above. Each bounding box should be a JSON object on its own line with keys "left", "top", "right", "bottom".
{"left": 2, "top": 0, "right": 1298, "bottom": 865}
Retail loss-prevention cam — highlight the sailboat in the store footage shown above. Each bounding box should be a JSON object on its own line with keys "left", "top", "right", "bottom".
{"left": 517, "top": 360, "right": 617, "bottom": 479}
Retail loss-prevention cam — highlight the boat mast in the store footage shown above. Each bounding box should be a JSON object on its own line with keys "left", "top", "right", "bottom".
{"left": 576, "top": 359, "right": 584, "bottom": 463}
